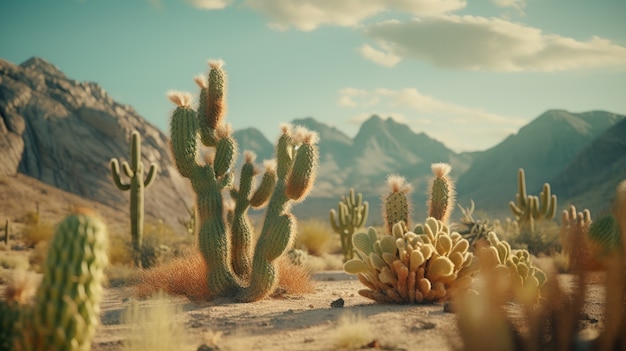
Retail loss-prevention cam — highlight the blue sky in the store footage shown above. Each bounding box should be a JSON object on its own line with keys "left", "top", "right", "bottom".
{"left": 1, "top": 0, "right": 625, "bottom": 152}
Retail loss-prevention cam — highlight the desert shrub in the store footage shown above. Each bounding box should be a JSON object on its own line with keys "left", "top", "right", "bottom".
{"left": 304, "top": 253, "right": 344, "bottom": 272}
{"left": 105, "top": 264, "right": 139, "bottom": 287}
{"left": 20, "top": 211, "right": 40, "bottom": 225}
{"left": 331, "top": 313, "right": 374, "bottom": 349}
{"left": 108, "top": 221, "right": 194, "bottom": 268}
{"left": 0, "top": 253, "right": 29, "bottom": 271}
{"left": 121, "top": 292, "right": 191, "bottom": 351}
{"left": 28, "top": 241, "right": 49, "bottom": 273}
{"left": 294, "top": 219, "right": 338, "bottom": 256}
{"left": 504, "top": 220, "right": 561, "bottom": 255}
{"left": 21, "top": 220, "right": 55, "bottom": 248}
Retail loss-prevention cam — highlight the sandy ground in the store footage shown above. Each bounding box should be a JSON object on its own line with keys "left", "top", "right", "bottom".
{"left": 89, "top": 270, "right": 607, "bottom": 351}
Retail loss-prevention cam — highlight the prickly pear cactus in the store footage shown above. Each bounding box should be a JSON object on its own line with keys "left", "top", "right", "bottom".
{"left": 344, "top": 218, "right": 478, "bottom": 304}
{"left": 18, "top": 211, "right": 109, "bottom": 351}
{"left": 477, "top": 231, "right": 546, "bottom": 302}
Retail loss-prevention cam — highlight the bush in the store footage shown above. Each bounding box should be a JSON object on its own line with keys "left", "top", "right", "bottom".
{"left": 294, "top": 219, "right": 337, "bottom": 256}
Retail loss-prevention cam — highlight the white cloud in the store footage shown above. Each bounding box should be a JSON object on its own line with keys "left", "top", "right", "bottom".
{"left": 359, "top": 44, "right": 402, "bottom": 67}
{"left": 491, "top": 0, "right": 525, "bottom": 11}
{"left": 244, "top": 0, "right": 466, "bottom": 31}
{"left": 363, "top": 15, "right": 626, "bottom": 71}
{"left": 338, "top": 87, "right": 526, "bottom": 151}
{"left": 187, "top": 0, "right": 232, "bottom": 10}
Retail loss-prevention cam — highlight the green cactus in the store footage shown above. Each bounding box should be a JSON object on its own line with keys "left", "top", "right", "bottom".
{"left": 509, "top": 168, "right": 557, "bottom": 233}
{"left": 382, "top": 175, "right": 412, "bottom": 235}
{"left": 330, "top": 188, "right": 369, "bottom": 262}
{"left": 168, "top": 60, "right": 318, "bottom": 302}
{"left": 344, "top": 218, "right": 478, "bottom": 304}
{"left": 588, "top": 214, "right": 621, "bottom": 257}
{"left": 428, "top": 163, "right": 455, "bottom": 223}
{"left": 110, "top": 130, "right": 158, "bottom": 268}
{"left": 13, "top": 210, "right": 109, "bottom": 351}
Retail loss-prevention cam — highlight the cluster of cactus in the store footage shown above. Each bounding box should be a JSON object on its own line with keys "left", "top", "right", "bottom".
{"left": 476, "top": 231, "right": 546, "bottom": 302}
{"left": 560, "top": 205, "right": 600, "bottom": 271}
{"left": 110, "top": 130, "right": 158, "bottom": 268}
{"left": 0, "top": 210, "right": 108, "bottom": 351}
{"left": 330, "top": 188, "right": 369, "bottom": 262}
{"left": 344, "top": 172, "right": 478, "bottom": 304}
{"left": 509, "top": 168, "right": 557, "bottom": 233}
{"left": 167, "top": 60, "right": 318, "bottom": 302}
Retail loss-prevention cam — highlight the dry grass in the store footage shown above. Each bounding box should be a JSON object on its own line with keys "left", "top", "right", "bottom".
{"left": 121, "top": 292, "right": 192, "bottom": 351}
{"left": 294, "top": 219, "right": 338, "bottom": 256}
{"left": 134, "top": 250, "right": 210, "bottom": 301}
{"left": 331, "top": 312, "right": 374, "bottom": 350}
{"left": 21, "top": 221, "right": 55, "bottom": 248}
{"left": 135, "top": 250, "right": 314, "bottom": 301}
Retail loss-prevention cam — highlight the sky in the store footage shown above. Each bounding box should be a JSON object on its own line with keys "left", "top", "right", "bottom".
{"left": 1, "top": 0, "right": 625, "bottom": 152}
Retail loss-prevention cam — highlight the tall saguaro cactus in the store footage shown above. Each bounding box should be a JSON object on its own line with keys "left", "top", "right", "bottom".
{"left": 509, "top": 168, "right": 557, "bottom": 233}
{"left": 110, "top": 131, "right": 158, "bottom": 268}
{"left": 330, "top": 188, "right": 369, "bottom": 261}
{"left": 168, "top": 60, "right": 318, "bottom": 302}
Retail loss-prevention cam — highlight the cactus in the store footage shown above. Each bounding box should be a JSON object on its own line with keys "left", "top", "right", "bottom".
{"left": 168, "top": 60, "right": 318, "bottom": 302}
{"left": 588, "top": 214, "right": 621, "bottom": 257}
{"left": 344, "top": 218, "right": 478, "bottom": 304}
{"left": 560, "top": 205, "right": 602, "bottom": 271}
{"left": 110, "top": 131, "right": 158, "bottom": 268}
{"left": 509, "top": 168, "right": 557, "bottom": 233}
{"left": 476, "top": 231, "right": 546, "bottom": 303}
{"left": 456, "top": 200, "right": 495, "bottom": 248}
{"left": 382, "top": 175, "right": 413, "bottom": 235}
{"left": 9, "top": 210, "right": 109, "bottom": 351}
{"left": 428, "top": 163, "right": 455, "bottom": 223}
{"left": 330, "top": 188, "right": 369, "bottom": 262}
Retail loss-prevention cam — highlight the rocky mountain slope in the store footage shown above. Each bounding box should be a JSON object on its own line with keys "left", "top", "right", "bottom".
{"left": 550, "top": 117, "right": 626, "bottom": 214}
{"left": 455, "top": 109, "right": 625, "bottom": 217}
{"left": 0, "top": 57, "right": 193, "bottom": 230}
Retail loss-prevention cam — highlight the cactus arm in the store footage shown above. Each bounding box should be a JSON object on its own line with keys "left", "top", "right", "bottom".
{"left": 144, "top": 163, "right": 158, "bottom": 187}
{"left": 229, "top": 159, "right": 255, "bottom": 279}
{"left": 122, "top": 161, "right": 134, "bottom": 178}
{"left": 110, "top": 159, "right": 131, "bottom": 191}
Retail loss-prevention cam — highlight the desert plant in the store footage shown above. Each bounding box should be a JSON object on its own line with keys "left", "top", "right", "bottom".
{"left": 295, "top": 218, "right": 336, "bottom": 256}
{"left": 330, "top": 188, "right": 369, "bottom": 262}
{"left": 428, "top": 163, "right": 455, "bottom": 223}
{"left": 456, "top": 200, "right": 496, "bottom": 248}
{"left": 344, "top": 175, "right": 478, "bottom": 304}
{"left": 4, "top": 219, "right": 9, "bottom": 248}
{"left": 457, "top": 179, "right": 626, "bottom": 351}
{"left": 475, "top": 231, "right": 546, "bottom": 303}
{"left": 0, "top": 270, "right": 37, "bottom": 351}
{"left": 3, "top": 210, "right": 109, "bottom": 351}
{"left": 178, "top": 205, "right": 196, "bottom": 235}
{"left": 331, "top": 313, "right": 374, "bottom": 350}
{"left": 509, "top": 168, "right": 557, "bottom": 233}
{"left": 167, "top": 60, "right": 318, "bottom": 302}
{"left": 560, "top": 205, "right": 602, "bottom": 271}
{"left": 110, "top": 130, "right": 158, "bottom": 268}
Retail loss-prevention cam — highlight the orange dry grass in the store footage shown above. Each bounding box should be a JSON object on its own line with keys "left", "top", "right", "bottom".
{"left": 135, "top": 251, "right": 210, "bottom": 302}
{"left": 135, "top": 251, "right": 313, "bottom": 301}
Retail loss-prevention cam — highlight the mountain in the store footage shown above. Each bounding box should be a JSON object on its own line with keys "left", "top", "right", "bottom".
{"left": 0, "top": 57, "right": 193, "bottom": 230}
{"left": 455, "top": 109, "right": 626, "bottom": 216}
{"left": 233, "top": 127, "right": 274, "bottom": 162}
{"left": 550, "top": 117, "right": 626, "bottom": 214}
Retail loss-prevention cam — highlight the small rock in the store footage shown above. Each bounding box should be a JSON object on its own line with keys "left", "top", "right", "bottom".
{"left": 331, "top": 298, "right": 344, "bottom": 308}
{"left": 197, "top": 344, "right": 219, "bottom": 351}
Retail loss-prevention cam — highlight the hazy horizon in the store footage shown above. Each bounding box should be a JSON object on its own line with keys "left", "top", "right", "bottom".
{"left": 2, "top": 0, "right": 625, "bottom": 152}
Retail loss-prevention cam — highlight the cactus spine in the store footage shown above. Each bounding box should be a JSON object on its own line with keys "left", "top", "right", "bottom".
{"left": 508, "top": 168, "right": 557, "bottom": 233}
{"left": 428, "top": 163, "right": 455, "bottom": 223}
{"left": 16, "top": 210, "right": 109, "bottom": 351}
{"left": 330, "top": 188, "right": 369, "bottom": 261}
{"left": 168, "top": 60, "right": 318, "bottom": 302}
{"left": 110, "top": 130, "right": 158, "bottom": 268}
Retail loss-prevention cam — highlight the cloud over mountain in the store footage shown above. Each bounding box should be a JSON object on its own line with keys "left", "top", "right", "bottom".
{"left": 363, "top": 16, "right": 626, "bottom": 71}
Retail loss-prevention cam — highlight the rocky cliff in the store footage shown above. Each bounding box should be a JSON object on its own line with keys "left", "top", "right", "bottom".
{"left": 0, "top": 57, "right": 193, "bottom": 229}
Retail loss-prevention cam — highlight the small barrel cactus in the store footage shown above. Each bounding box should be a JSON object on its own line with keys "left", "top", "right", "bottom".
{"left": 344, "top": 218, "right": 478, "bottom": 304}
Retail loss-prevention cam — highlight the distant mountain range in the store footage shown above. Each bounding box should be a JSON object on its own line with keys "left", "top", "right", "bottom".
{"left": 1, "top": 56, "right": 624, "bottom": 229}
